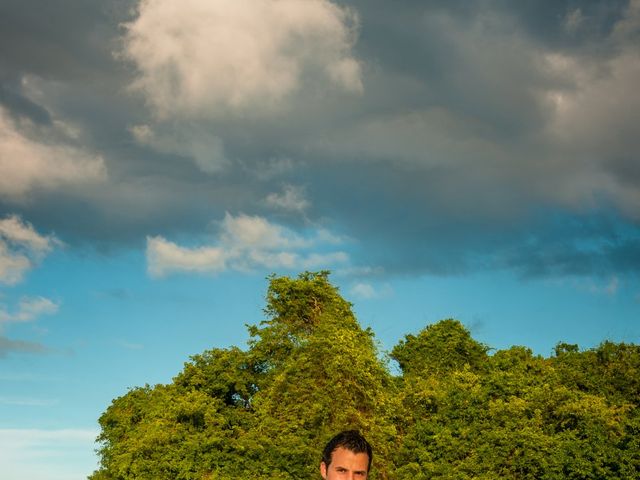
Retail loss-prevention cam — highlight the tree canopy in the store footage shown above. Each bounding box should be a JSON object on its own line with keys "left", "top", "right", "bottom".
{"left": 91, "top": 272, "right": 640, "bottom": 479}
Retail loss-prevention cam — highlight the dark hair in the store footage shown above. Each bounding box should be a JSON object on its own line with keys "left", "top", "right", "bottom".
{"left": 322, "top": 430, "right": 373, "bottom": 472}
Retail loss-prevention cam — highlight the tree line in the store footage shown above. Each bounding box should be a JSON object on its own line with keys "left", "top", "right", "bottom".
{"left": 91, "top": 272, "right": 640, "bottom": 479}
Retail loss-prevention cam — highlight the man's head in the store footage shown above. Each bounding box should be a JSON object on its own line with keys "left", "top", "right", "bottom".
{"left": 320, "top": 430, "right": 372, "bottom": 479}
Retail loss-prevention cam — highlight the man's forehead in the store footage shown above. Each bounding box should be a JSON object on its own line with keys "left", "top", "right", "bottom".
{"left": 329, "top": 446, "right": 370, "bottom": 467}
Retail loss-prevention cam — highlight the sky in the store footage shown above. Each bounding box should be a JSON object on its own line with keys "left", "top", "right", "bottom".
{"left": 0, "top": 0, "right": 639, "bottom": 478}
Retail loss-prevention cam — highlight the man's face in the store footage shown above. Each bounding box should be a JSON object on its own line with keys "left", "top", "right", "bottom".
{"left": 320, "top": 446, "right": 369, "bottom": 480}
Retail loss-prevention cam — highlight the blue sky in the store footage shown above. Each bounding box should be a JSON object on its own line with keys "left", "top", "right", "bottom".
{"left": 1, "top": 0, "right": 639, "bottom": 478}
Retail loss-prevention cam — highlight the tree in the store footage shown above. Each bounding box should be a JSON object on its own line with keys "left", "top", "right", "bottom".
{"left": 91, "top": 272, "right": 395, "bottom": 479}
{"left": 393, "top": 344, "right": 640, "bottom": 479}
{"left": 91, "top": 273, "right": 640, "bottom": 479}
{"left": 391, "top": 318, "right": 489, "bottom": 376}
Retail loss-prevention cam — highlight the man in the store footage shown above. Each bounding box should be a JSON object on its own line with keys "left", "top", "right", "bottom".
{"left": 320, "top": 430, "right": 372, "bottom": 480}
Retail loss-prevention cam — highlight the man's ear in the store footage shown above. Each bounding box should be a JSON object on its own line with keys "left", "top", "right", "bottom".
{"left": 320, "top": 461, "right": 327, "bottom": 479}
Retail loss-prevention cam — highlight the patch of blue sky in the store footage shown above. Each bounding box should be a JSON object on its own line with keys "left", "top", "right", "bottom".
{"left": 348, "top": 269, "right": 639, "bottom": 357}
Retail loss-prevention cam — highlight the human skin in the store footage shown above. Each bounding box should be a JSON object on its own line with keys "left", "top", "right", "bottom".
{"left": 320, "top": 446, "right": 369, "bottom": 480}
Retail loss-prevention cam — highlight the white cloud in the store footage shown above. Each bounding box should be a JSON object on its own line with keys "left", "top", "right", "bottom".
{"left": 265, "top": 185, "right": 310, "bottom": 213}
{"left": 147, "top": 213, "right": 349, "bottom": 276}
{"left": 220, "top": 212, "right": 308, "bottom": 250}
{"left": 0, "top": 296, "right": 59, "bottom": 326}
{"left": 0, "top": 215, "right": 56, "bottom": 253}
{"left": 0, "top": 217, "right": 60, "bottom": 358}
{"left": 315, "top": 228, "right": 349, "bottom": 246}
{"left": 245, "top": 250, "right": 300, "bottom": 270}
{"left": 0, "top": 215, "right": 60, "bottom": 285}
{"left": 146, "top": 236, "right": 226, "bottom": 278}
{"left": 0, "top": 428, "right": 98, "bottom": 480}
{"left": 0, "top": 245, "right": 31, "bottom": 286}
{"left": 302, "top": 251, "right": 349, "bottom": 268}
{"left": 349, "top": 281, "right": 393, "bottom": 300}
{"left": 122, "top": 0, "right": 362, "bottom": 119}
{"left": 0, "top": 106, "right": 106, "bottom": 200}
{"left": 350, "top": 282, "right": 376, "bottom": 299}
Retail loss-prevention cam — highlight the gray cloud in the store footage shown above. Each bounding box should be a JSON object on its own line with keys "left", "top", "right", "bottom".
{"left": 0, "top": 0, "right": 132, "bottom": 82}
{"left": 0, "top": 335, "right": 50, "bottom": 358}
{"left": 0, "top": 0, "right": 638, "bottom": 279}
{"left": 496, "top": 0, "right": 630, "bottom": 53}
{"left": 0, "top": 81, "right": 52, "bottom": 125}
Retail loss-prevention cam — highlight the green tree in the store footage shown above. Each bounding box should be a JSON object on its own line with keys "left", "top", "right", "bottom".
{"left": 393, "top": 343, "right": 640, "bottom": 479}
{"left": 91, "top": 273, "right": 640, "bottom": 479}
{"left": 91, "top": 272, "right": 395, "bottom": 480}
{"left": 391, "top": 319, "right": 489, "bottom": 376}
{"left": 553, "top": 340, "right": 640, "bottom": 406}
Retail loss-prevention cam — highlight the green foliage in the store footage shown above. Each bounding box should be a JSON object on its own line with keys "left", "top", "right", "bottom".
{"left": 391, "top": 318, "right": 489, "bottom": 376}
{"left": 553, "top": 340, "right": 640, "bottom": 406}
{"left": 91, "top": 272, "right": 640, "bottom": 479}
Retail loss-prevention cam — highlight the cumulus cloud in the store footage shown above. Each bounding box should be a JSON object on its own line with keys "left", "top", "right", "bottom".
{"left": 220, "top": 212, "right": 308, "bottom": 250}
{"left": 349, "top": 281, "right": 393, "bottom": 300}
{"left": 127, "top": 0, "right": 640, "bottom": 279}
{"left": 0, "top": 215, "right": 60, "bottom": 285}
{"left": 0, "top": 106, "right": 106, "bottom": 200}
{"left": 350, "top": 282, "right": 375, "bottom": 299}
{"left": 0, "top": 215, "right": 56, "bottom": 253}
{"left": 146, "top": 236, "right": 226, "bottom": 277}
{"left": 122, "top": 0, "right": 362, "bottom": 118}
{"left": 0, "top": 216, "right": 60, "bottom": 359}
{"left": 1, "top": 0, "right": 638, "bottom": 282}
{"left": 265, "top": 185, "right": 310, "bottom": 213}
{"left": 0, "top": 246, "right": 31, "bottom": 287}
{"left": 301, "top": 251, "right": 349, "bottom": 268}
{"left": 147, "top": 212, "right": 348, "bottom": 277}
{"left": 0, "top": 297, "right": 59, "bottom": 326}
